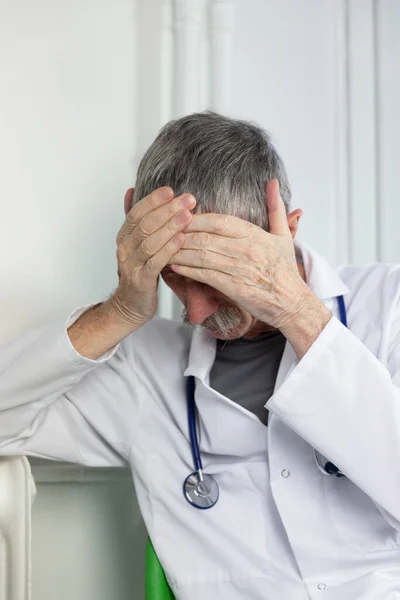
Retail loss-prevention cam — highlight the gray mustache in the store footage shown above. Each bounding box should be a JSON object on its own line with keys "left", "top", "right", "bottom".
{"left": 181, "top": 306, "right": 243, "bottom": 337}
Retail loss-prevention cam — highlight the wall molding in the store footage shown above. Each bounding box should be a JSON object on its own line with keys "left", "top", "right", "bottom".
{"left": 209, "top": 0, "right": 234, "bottom": 113}
{"left": 373, "top": 0, "right": 381, "bottom": 262}
{"left": 29, "top": 460, "right": 132, "bottom": 484}
{"left": 331, "top": 0, "right": 350, "bottom": 266}
{"left": 172, "top": 0, "right": 204, "bottom": 116}
{"left": 374, "top": 0, "right": 400, "bottom": 262}
{"left": 347, "top": 0, "right": 378, "bottom": 264}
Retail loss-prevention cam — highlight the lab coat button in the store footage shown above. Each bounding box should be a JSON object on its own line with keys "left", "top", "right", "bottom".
{"left": 281, "top": 469, "right": 290, "bottom": 478}
{"left": 317, "top": 583, "right": 327, "bottom": 590}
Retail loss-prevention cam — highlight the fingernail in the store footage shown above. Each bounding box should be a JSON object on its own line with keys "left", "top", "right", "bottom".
{"left": 180, "top": 194, "right": 196, "bottom": 209}
{"left": 159, "top": 187, "right": 174, "bottom": 201}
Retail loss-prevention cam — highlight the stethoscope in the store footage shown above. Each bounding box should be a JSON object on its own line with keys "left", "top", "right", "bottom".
{"left": 183, "top": 295, "right": 348, "bottom": 509}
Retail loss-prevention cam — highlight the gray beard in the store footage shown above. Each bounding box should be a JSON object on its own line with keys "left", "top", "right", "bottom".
{"left": 181, "top": 305, "right": 244, "bottom": 338}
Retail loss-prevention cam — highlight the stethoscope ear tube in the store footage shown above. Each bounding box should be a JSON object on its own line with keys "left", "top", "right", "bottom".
{"left": 314, "top": 449, "right": 345, "bottom": 478}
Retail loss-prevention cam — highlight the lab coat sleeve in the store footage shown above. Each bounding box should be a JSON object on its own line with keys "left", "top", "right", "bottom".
{"left": 0, "top": 305, "right": 142, "bottom": 466}
{"left": 267, "top": 315, "right": 400, "bottom": 528}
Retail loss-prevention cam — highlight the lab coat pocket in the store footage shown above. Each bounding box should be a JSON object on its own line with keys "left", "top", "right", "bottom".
{"left": 146, "top": 455, "right": 270, "bottom": 587}
{"left": 324, "top": 475, "right": 400, "bottom": 552}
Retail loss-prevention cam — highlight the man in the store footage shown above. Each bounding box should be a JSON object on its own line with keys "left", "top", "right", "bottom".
{"left": 1, "top": 112, "right": 400, "bottom": 599}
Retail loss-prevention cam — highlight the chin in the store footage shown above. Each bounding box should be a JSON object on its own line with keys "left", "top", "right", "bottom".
{"left": 206, "top": 329, "right": 238, "bottom": 340}
{"left": 205, "top": 320, "right": 252, "bottom": 341}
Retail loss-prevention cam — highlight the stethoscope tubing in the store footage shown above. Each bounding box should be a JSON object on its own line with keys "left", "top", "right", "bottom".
{"left": 184, "top": 295, "right": 348, "bottom": 507}
{"left": 337, "top": 295, "right": 347, "bottom": 328}
{"left": 187, "top": 375, "right": 203, "bottom": 474}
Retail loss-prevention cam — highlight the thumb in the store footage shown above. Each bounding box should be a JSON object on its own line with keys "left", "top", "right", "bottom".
{"left": 266, "top": 180, "right": 290, "bottom": 237}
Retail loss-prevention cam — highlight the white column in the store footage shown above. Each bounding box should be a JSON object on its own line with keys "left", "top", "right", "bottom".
{"left": 0, "top": 457, "right": 36, "bottom": 600}
{"left": 159, "top": 0, "right": 204, "bottom": 320}
{"left": 375, "top": 0, "right": 400, "bottom": 262}
{"left": 136, "top": 0, "right": 177, "bottom": 320}
{"left": 136, "top": 0, "right": 173, "bottom": 155}
{"left": 331, "top": 0, "right": 350, "bottom": 266}
{"left": 209, "top": 0, "right": 234, "bottom": 114}
{"left": 347, "top": 0, "right": 378, "bottom": 264}
{"left": 172, "top": 0, "right": 204, "bottom": 116}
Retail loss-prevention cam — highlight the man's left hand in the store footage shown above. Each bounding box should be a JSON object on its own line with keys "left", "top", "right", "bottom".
{"left": 168, "top": 180, "right": 312, "bottom": 332}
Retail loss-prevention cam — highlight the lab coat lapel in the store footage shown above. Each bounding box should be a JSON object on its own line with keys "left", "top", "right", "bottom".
{"left": 296, "top": 240, "right": 349, "bottom": 300}
{"left": 184, "top": 327, "right": 269, "bottom": 459}
{"left": 273, "top": 340, "right": 298, "bottom": 391}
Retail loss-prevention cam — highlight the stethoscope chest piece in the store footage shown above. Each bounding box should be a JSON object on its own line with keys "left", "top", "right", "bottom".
{"left": 183, "top": 472, "right": 219, "bottom": 509}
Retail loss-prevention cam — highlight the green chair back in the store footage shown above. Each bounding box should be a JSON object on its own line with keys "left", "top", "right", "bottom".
{"left": 145, "top": 537, "right": 175, "bottom": 600}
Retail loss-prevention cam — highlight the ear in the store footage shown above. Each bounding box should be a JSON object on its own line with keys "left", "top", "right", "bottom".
{"left": 286, "top": 208, "right": 303, "bottom": 239}
{"left": 124, "top": 188, "right": 135, "bottom": 215}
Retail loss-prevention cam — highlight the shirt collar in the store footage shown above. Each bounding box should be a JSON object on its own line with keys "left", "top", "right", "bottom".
{"left": 184, "top": 239, "right": 350, "bottom": 380}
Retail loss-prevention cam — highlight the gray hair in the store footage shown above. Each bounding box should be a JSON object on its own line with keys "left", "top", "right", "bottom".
{"left": 133, "top": 111, "right": 291, "bottom": 230}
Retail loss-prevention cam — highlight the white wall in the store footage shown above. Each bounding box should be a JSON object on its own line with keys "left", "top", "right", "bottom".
{"left": 31, "top": 463, "right": 147, "bottom": 600}
{"left": 0, "top": 0, "right": 140, "bottom": 599}
{"left": 376, "top": 0, "right": 400, "bottom": 261}
{"left": 0, "top": 1, "right": 399, "bottom": 599}
{"left": 231, "top": 0, "right": 348, "bottom": 264}
{"left": 0, "top": 0, "right": 136, "bottom": 341}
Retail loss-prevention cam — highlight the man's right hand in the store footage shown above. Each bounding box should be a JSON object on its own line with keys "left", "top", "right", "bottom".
{"left": 110, "top": 186, "right": 196, "bottom": 327}
{"left": 67, "top": 187, "right": 196, "bottom": 360}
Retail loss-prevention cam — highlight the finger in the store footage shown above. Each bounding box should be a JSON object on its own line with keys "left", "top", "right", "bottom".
{"left": 118, "top": 208, "right": 193, "bottom": 266}
{"left": 266, "top": 180, "right": 291, "bottom": 237}
{"left": 117, "top": 187, "right": 174, "bottom": 243}
{"left": 182, "top": 232, "right": 249, "bottom": 260}
{"left": 135, "top": 193, "right": 195, "bottom": 242}
{"left": 118, "top": 190, "right": 194, "bottom": 245}
{"left": 144, "top": 233, "right": 186, "bottom": 276}
{"left": 124, "top": 188, "right": 134, "bottom": 214}
{"left": 129, "top": 186, "right": 174, "bottom": 225}
{"left": 169, "top": 264, "right": 235, "bottom": 294}
{"left": 183, "top": 213, "right": 254, "bottom": 238}
{"left": 135, "top": 209, "right": 193, "bottom": 264}
{"left": 168, "top": 248, "right": 241, "bottom": 276}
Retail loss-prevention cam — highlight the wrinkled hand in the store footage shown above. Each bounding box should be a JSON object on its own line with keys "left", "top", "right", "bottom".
{"left": 112, "top": 187, "right": 195, "bottom": 327}
{"left": 168, "top": 180, "right": 310, "bottom": 331}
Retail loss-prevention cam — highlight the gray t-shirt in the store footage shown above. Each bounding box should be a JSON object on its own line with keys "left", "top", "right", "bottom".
{"left": 209, "top": 330, "right": 286, "bottom": 426}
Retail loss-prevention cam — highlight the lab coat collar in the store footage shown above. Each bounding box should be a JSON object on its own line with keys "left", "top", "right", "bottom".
{"left": 296, "top": 239, "right": 349, "bottom": 300}
{"left": 184, "top": 239, "right": 349, "bottom": 382}
{"left": 183, "top": 326, "right": 216, "bottom": 382}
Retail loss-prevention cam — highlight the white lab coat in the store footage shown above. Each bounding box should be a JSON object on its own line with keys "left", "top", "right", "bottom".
{"left": 0, "top": 240, "right": 400, "bottom": 599}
